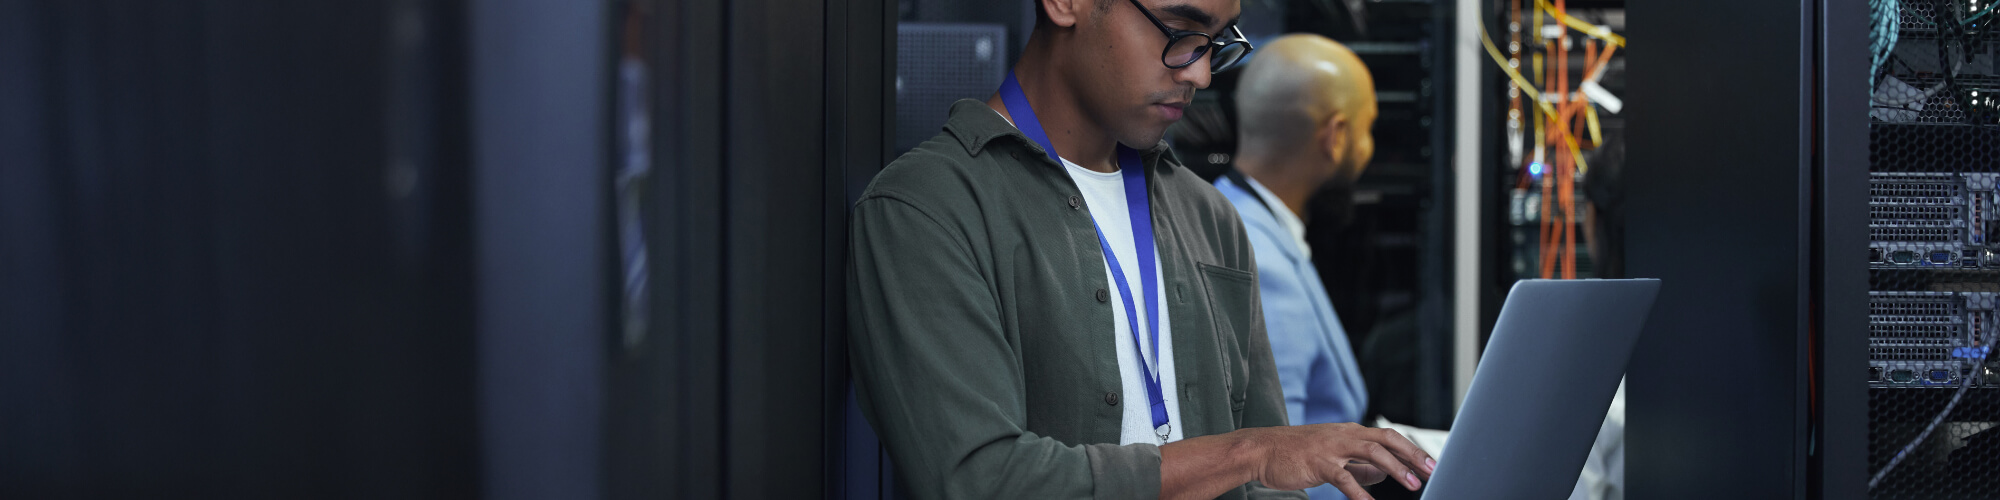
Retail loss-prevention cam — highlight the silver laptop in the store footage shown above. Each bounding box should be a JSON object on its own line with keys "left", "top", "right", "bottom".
{"left": 1421, "top": 279, "right": 1660, "bottom": 500}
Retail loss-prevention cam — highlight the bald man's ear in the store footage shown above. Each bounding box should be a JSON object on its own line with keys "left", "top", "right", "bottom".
{"left": 1042, "top": 0, "right": 1086, "bottom": 27}
{"left": 1319, "top": 113, "right": 1350, "bottom": 165}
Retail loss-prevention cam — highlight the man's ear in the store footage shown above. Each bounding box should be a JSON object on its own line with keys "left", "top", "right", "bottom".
{"left": 1042, "top": 0, "right": 1085, "bottom": 28}
{"left": 1319, "top": 113, "right": 1350, "bottom": 163}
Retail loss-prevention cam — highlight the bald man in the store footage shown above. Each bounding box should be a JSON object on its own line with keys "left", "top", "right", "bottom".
{"left": 1214, "top": 35, "right": 1618, "bottom": 500}
{"left": 1210, "top": 34, "right": 1382, "bottom": 500}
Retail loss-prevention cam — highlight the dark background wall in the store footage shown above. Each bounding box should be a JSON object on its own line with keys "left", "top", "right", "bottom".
{"left": 0, "top": 0, "right": 891, "bottom": 497}
{"left": 0, "top": 0, "right": 477, "bottom": 497}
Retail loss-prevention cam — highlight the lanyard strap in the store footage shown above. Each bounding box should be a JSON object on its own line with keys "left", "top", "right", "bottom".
{"left": 999, "top": 72, "right": 1170, "bottom": 441}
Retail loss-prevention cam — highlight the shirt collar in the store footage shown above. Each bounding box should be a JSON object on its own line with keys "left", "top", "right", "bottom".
{"left": 1241, "top": 175, "right": 1312, "bottom": 259}
{"left": 941, "top": 98, "right": 1174, "bottom": 170}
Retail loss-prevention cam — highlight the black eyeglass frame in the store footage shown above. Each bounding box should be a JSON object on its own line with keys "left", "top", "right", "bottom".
{"left": 1124, "top": 0, "right": 1254, "bottom": 74}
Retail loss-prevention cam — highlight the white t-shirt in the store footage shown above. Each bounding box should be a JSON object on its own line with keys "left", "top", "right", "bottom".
{"left": 1061, "top": 157, "right": 1187, "bottom": 445}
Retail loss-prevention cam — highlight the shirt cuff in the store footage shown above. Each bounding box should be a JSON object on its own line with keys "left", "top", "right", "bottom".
{"left": 1085, "top": 442, "right": 1162, "bottom": 500}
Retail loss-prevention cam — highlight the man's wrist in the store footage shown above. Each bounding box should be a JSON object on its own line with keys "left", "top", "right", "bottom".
{"left": 1224, "top": 427, "right": 1269, "bottom": 486}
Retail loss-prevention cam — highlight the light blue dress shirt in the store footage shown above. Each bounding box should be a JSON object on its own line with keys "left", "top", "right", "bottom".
{"left": 1215, "top": 174, "right": 1370, "bottom": 500}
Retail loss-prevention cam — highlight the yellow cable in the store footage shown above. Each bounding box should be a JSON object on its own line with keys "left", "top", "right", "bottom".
{"left": 1532, "top": 53, "right": 1543, "bottom": 86}
{"left": 1533, "top": 2, "right": 1544, "bottom": 50}
{"left": 1585, "top": 102, "right": 1602, "bottom": 147}
{"left": 1480, "top": 24, "right": 1590, "bottom": 174}
{"left": 1535, "top": 0, "right": 1626, "bottom": 47}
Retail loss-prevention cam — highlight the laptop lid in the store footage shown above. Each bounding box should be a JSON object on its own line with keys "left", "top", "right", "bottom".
{"left": 1421, "top": 279, "right": 1660, "bottom": 500}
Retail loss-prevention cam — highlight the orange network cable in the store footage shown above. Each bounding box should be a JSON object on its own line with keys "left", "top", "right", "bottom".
{"left": 1539, "top": 1, "right": 1556, "bottom": 278}
{"left": 1563, "top": 39, "right": 1606, "bottom": 279}
{"left": 1560, "top": 19, "right": 1620, "bottom": 279}
{"left": 1485, "top": 0, "right": 1623, "bottom": 279}
{"left": 1556, "top": 0, "right": 1573, "bottom": 279}
{"left": 1540, "top": 0, "right": 1569, "bottom": 279}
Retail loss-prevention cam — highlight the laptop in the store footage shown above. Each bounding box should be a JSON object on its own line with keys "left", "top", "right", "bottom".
{"left": 1421, "top": 279, "right": 1661, "bottom": 500}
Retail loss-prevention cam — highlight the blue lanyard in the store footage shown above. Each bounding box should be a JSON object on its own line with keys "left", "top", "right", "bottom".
{"left": 998, "top": 71, "right": 1170, "bottom": 442}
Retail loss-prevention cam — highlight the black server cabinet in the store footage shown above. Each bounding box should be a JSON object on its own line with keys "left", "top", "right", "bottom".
{"left": 1622, "top": 0, "right": 1868, "bottom": 499}
{"left": 648, "top": 0, "right": 895, "bottom": 498}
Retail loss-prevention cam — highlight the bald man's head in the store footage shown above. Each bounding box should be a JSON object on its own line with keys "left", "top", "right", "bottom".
{"left": 1233, "top": 34, "right": 1377, "bottom": 186}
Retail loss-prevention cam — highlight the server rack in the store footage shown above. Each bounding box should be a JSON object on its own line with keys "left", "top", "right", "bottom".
{"left": 1863, "top": 0, "right": 2000, "bottom": 497}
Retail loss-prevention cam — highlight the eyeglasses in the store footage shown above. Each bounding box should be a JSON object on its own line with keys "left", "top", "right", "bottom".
{"left": 1125, "top": 0, "right": 1254, "bottom": 74}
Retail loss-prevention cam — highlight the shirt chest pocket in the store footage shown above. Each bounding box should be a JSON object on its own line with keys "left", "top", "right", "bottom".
{"left": 1195, "top": 262, "right": 1257, "bottom": 420}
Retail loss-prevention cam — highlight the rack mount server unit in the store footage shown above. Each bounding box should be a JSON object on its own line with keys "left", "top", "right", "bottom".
{"left": 1868, "top": 291, "right": 1999, "bottom": 388}
{"left": 1869, "top": 173, "right": 2000, "bottom": 269}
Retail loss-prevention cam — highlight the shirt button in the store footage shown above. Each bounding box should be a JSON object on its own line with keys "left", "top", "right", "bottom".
{"left": 1105, "top": 391, "right": 1120, "bottom": 406}
{"left": 1068, "top": 195, "right": 1081, "bottom": 209}
{"left": 1095, "top": 288, "right": 1109, "bottom": 302}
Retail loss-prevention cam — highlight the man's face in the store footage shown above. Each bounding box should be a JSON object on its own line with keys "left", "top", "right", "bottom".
{"left": 1067, "top": 0, "right": 1241, "bottom": 150}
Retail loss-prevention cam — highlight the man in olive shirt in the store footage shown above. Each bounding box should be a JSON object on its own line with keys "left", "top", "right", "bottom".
{"left": 846, "top": 0, "right": 1436, "bottom": 498}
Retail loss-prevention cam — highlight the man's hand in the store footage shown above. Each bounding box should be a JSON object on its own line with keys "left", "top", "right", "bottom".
{"left": 1246, "top": 423, "right": 1436, "bottom": 499}
{"left": 1340, "top": 461, "right": 1389, "bottom": 486}
{"left": 1161, "top": 423, "right": 1436, "bottom": 500}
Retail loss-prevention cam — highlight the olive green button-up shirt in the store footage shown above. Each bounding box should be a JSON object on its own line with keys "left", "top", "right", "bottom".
{"left": 847, "top": 99, "right": 1298, "bottom": 500}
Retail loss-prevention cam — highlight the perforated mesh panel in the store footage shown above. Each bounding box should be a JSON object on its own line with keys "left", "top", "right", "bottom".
{"left": 894, "top": 23, "right": 1007, "bottom": 153}
{"left": 1868, "top": 1, "right": 2000, "bottom": 496}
